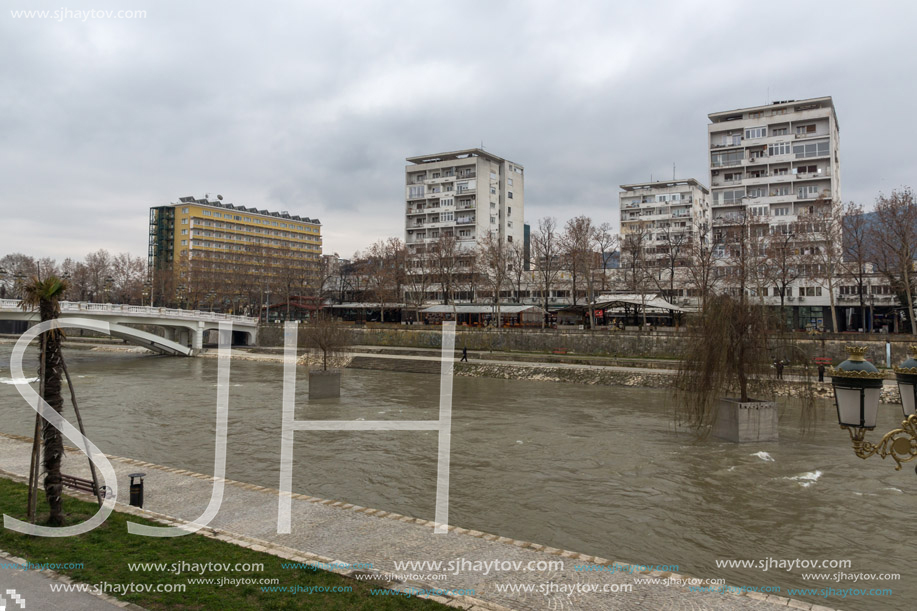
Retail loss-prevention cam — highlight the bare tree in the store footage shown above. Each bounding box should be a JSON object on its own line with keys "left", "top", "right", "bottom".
{"left": 405, "top": 245, "right": 434, "bottom": 321}
{"left": 804, "top": 198, "right": 845, "bottom": 331}
{"left": 475, "top": 232, "right": 510, "bottom": 327}
{"left": 685, "top": 220, "right": 720, "bottom": 311}
{"left": 531, "top": 217, "right": 562, "bottom": 328}
{"left": 300, "top": 312, "right": 352, "bottom": 370}
{"left": 767, "top": 223, "right": 803, "bottom": 327}
{"left": 561, "top": 216, "right": 594, "bottom": 307}
{"left": 431, "top": 234, "right": 461, "bottom": 318}
{"left": 843, "top": 202, "right": 871, "bottom": 331}
{"left": 506, "top": 239, "right": 528, "bottom": 303}
{"left": 592, "top": 222, "right": 618, "bottom": 294}
{"left": 620, "top": 222, "right": 652, "bottom": 326}
{"left": 868, "top": 188, "right": 917, "bottom": 333}
{"left": 110, "top": 252, "right": 146, "bottom": 305}
{"left": 0, "top": 253, "right": 39, "bottom": 299}
{"left": 84, "top": 249, "right": 113, "bottom": 302}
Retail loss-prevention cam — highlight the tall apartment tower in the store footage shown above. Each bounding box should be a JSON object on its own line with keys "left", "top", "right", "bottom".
{"left": 619, "top": 178, "right": 711, "bottom": 268}
{"left": 148, "top": 195, "right": 322, "bottom": 307}
{"left": 404, "top": 148, "right": 524, "bottom": 253}
{"left": 707, "top": 97, "right": 840, "bottom": 227}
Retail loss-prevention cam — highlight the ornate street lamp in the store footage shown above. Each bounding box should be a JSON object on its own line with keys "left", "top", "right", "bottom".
{"left": 830, "top": 345, "right": 917, "bottom": 472}
{"left": 894, "top": 345, "right": 917, "bottom": 418}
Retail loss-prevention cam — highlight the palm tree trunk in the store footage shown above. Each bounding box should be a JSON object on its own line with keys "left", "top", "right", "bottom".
{"left": 40, "top": 310, "right": 65, "bottom": 526}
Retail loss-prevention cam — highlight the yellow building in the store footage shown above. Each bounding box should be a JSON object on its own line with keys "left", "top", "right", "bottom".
{"left": 148, "top": 195, "right": 322, "bottom": 312}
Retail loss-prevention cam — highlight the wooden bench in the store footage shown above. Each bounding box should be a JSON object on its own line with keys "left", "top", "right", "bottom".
{"left": 61, "top": 474, "right": 110, "bottom": 499}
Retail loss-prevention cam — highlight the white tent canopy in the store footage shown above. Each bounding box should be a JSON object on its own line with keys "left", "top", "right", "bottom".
{"left": 592, "top": 294, "right": 686, "bottom": 312}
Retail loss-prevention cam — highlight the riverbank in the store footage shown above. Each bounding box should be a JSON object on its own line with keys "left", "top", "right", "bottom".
{"left": 0, "top": 434, "right": 821, "bottom": 611}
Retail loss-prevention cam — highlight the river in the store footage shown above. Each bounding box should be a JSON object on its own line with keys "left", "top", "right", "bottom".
{"left": 0, "top": 343, "right": 912, "bottom": 610}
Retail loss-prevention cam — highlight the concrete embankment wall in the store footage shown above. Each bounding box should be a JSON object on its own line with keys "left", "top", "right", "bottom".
{"left": 258, "top": 325, "right": 917, "bottom": 364}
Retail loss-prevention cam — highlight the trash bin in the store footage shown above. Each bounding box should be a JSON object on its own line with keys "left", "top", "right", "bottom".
{"left": 129, "top": 473, "right": 146, "bottom": 508}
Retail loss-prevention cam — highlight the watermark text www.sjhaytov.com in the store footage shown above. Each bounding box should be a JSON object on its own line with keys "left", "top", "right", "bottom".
{"left": 10, "top": 8, "right": 147, "bottom": 21}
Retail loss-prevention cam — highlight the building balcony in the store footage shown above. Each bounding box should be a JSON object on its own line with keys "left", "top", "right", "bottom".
{"left": 712, "top": 198, "right": 744, "bottom": 207}
{"left": 763, "top": 193, "right": 795, "bottom": 204}
{"left": 456, "top": 187, "right": 476, "bottom": 195}
{"left": 456, "top": 217, "right": 476, "bottom": 225}
{"left": 795, "top": 172, "right": 830, "bottom": 181}
{"left": 744, "top": 174, "right": 770, "bottom": 186}
{"left": 794, "top": 131, "right": 828, "bottom": 140}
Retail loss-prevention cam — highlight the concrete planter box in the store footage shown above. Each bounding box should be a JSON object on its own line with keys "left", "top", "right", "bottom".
{"left": 308, "top": 370, "right": 341, "bottom": 399}
{"left": 712, "top": 398, "right": 778, "bottom": 443}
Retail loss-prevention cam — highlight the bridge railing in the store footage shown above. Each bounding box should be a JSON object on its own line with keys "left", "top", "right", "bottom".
{"left": 0, "top": 299, "right": 258, "bottom": 326}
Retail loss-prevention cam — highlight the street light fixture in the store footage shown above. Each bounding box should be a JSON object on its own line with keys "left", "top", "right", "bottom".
{"left": 894, "top": 345, "right": 917, "bottom": 418}
{"left": 830, "top": 345, "right": 917, "bottom": 473}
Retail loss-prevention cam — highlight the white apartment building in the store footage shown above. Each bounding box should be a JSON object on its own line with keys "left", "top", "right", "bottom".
{"left": 619, "top": 179, "right": 711, "bottom": 265}
{"left": 404, "top": 148, "right": 524, "bottom": 253}
{"left": 708, "top": 96, "right": 840, "bottom": 227}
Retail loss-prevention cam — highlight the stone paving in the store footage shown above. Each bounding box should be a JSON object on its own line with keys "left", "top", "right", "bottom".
{"left": 0, "top": 434, "right": 839, "bottom": 611}
{"left": 0, "top": 549, "right": 144, "bottom": 611}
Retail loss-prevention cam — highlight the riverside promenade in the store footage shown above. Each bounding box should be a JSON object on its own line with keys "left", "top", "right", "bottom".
{"left": 0, "top": 434, "right": 835, "bottom": 611}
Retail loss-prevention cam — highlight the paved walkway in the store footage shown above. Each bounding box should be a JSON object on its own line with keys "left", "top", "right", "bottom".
{"left": 0, "top": 434, "right": 836, "bottom": 611}
{"left": 0, "top": 550, "right": 139, "bottom": 611}
{"left": 226, "top": 347, "right": 898, "bottom": 388}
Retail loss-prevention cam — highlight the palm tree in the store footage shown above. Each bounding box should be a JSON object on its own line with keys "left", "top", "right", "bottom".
{"left": 21, "top": 275, "right": 69, "bottom": 526}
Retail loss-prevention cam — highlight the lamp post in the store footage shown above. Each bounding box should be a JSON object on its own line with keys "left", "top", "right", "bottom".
{"left": 830, "top": 345, "right": 917, "bottom": 472}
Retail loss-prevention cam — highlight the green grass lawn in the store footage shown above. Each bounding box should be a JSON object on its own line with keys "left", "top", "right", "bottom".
{"left": 0, "top": 478, "right": 447, "bottom": 610}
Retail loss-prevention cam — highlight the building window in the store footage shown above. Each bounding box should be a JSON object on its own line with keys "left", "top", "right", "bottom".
{"left": 793, "top": 141, "right": 830, "bottom": 158}
{"left": 490, "top": 187, "right": 496, "bottom": 195}
{"left": 180, "top": 240, "right": 187, "bottom": 246}
{"left": 508, "top": 178, "right": 513, "bottom": 187}
{"left": 459, "top": 229, "right": 470, "bottom": 238}
{"left": 490, "top": 171, "right": 497, "bottom": 179}
{"left": 507, "top": 207, "right": 511, "bottom": 215}
{"left": 712, "top": 150, "right": 743, "bottom": 167}
{"left": 491, "top": 216, "right": 497, "bottom": 224}
{"left": 768, "top": 142, "right": 791, "bottom": 156}
{"left": 181, "top": 218, "right": 188, "bottom": 224}
{"left": 409, "top": 186, "right": 424, "bottom": 198}
{"left": 772, "top": 127, "right": 788, "bottom": 136}
{"left": 181, "top": 229, "right": 188, "bottom": 235}
{"left": 745, "top": 127, "right": 766, "bottom": 139}
{"left": 796, "top": 124, "right": 817, "bottom": 135}
{"left": 508, "top": 191, "right": 513, "bottom": 199}
{"left": 507, "top": 221, "right": 513, "bottom": 228}
{"left": 182, "top": 207, "right": 190, "bottom": 214}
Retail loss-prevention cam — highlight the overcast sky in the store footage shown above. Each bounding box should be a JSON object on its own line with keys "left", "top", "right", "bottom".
{"left": 2, "top": 0, "right": 916, "bottom": 263}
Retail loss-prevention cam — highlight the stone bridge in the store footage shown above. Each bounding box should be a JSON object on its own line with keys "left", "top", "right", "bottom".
{"left": 0, "top": 299, "right": 258, "bottom": 356}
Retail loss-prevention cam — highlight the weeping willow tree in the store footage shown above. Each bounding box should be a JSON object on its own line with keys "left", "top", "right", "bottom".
{"left": 673, "top": 293, "right": 817, "bottom": 438}
{"left": 21, "top": 275, "right": 69, "bottom": 525}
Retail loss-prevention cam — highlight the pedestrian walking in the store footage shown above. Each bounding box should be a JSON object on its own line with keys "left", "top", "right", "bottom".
{"left": 776, "top": 360, "right": 784, "bottom": 380}
{"left": 460, "top": 346, "right": 468, "bottom": 362}
{"left": 818, "top": 363, "right": 825, "bottom": 382}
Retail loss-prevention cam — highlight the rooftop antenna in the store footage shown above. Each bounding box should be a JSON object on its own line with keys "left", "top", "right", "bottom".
{"left": 480, "top": 140, "right": 485, "bottom": 150}
{"left": 673, "top": 163, "right": 676, "bottom": 180}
